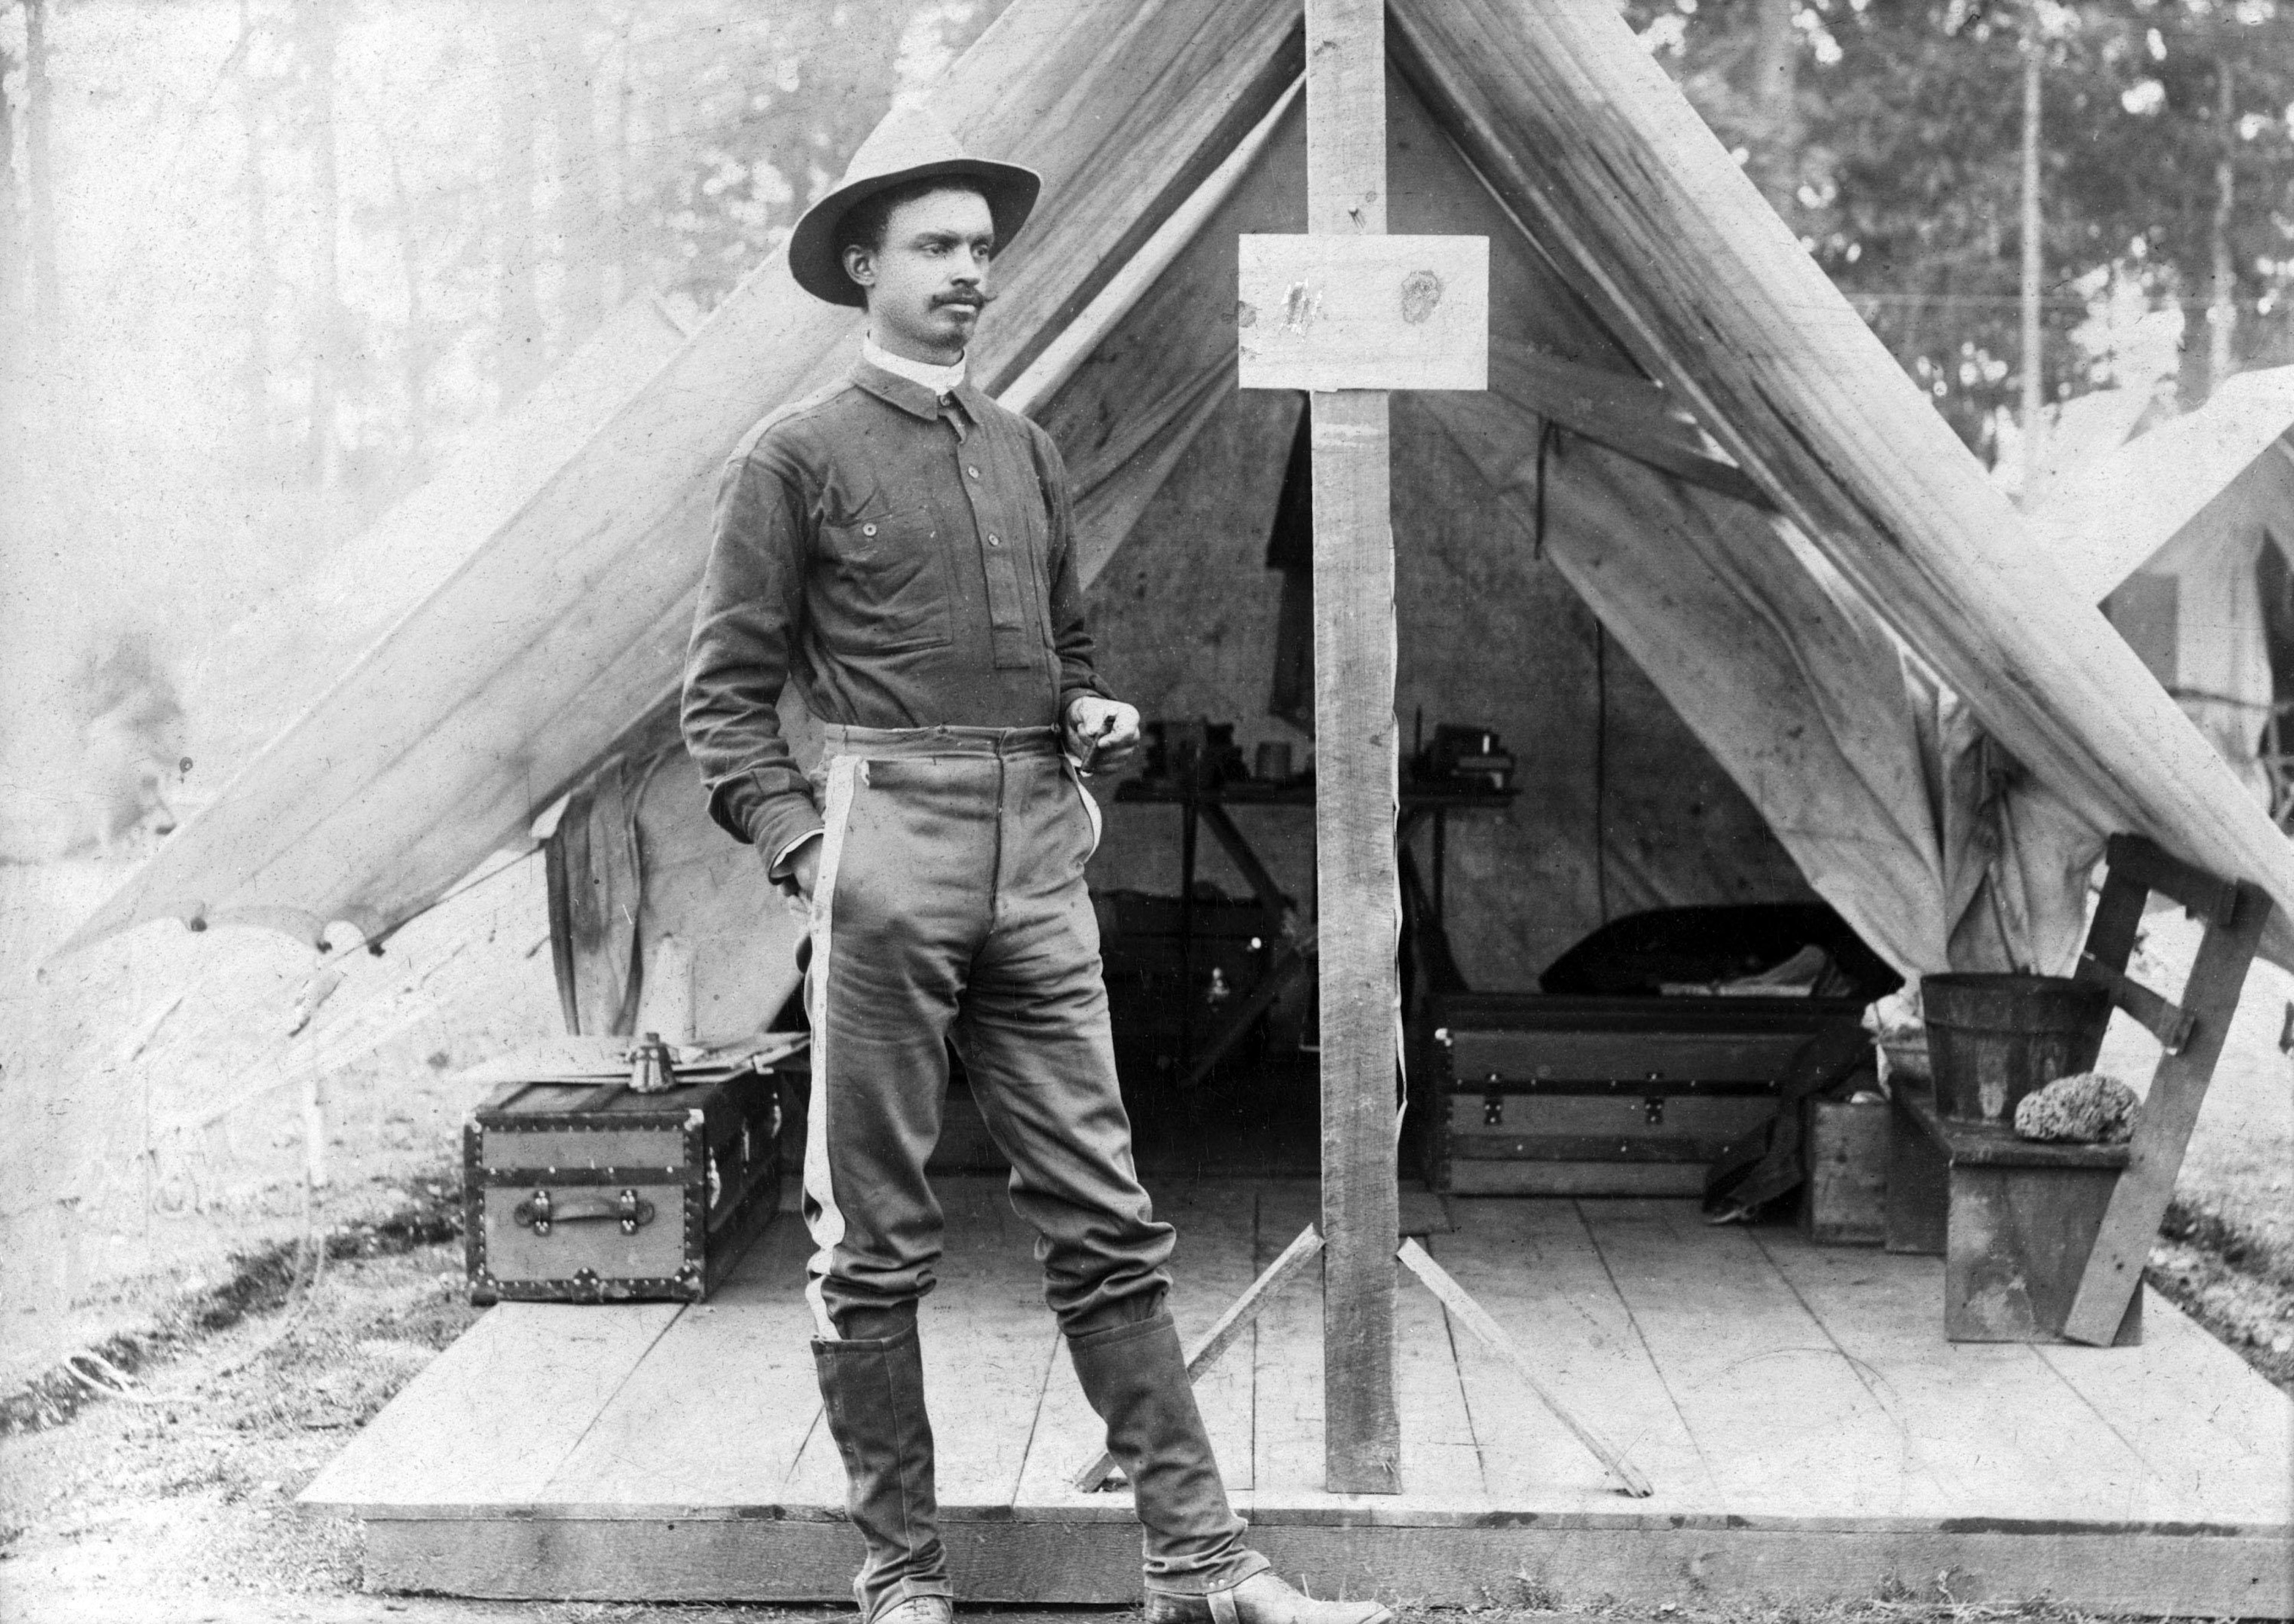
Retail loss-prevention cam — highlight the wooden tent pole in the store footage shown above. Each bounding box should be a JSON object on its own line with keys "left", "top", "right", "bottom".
{"left": 1305, "top": 0, "right": 1403, "bottom": 1496}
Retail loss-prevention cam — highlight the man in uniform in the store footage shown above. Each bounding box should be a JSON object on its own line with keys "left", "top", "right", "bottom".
{"left": 682, "top": 110, "right": 1391, "bottom": 1624}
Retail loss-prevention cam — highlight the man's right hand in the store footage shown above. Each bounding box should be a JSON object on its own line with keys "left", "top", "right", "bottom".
{"left": 790, "top": 840, "right": 821, "bottom": 904}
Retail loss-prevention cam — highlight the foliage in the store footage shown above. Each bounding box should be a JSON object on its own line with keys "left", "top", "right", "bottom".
{"left": 1626, "top": 0, "right": 2294, "bottom": 456}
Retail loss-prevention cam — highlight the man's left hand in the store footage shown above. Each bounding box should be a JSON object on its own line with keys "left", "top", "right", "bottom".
{"left": 1063, "top": 695, "right": 1141, "bottom": 775}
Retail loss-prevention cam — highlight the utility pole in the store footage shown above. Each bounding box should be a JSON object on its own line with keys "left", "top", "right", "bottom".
{"left": 2209, "top": 55, "right": 2237, "bottom": 395}
{"left": 2017, "top": 12, "right": 2044, "bottom": 504}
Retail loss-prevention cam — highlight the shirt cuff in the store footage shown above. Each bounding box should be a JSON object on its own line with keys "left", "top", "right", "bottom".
{"left": 768, "top": 828, "right": 822, "bottom": 880}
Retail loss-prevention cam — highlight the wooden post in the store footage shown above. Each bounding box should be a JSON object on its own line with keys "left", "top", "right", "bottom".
{"left": 1306, "top": 0, "right": 1401, "bottom": 1496}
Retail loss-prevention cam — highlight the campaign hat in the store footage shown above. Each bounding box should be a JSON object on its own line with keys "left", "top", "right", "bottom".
{"left": 786, "top": 105, "right": 1040, "bottom": 309}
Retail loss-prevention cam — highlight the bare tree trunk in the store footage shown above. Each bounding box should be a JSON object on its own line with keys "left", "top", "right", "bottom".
{"left": 1749, "top": 0, "right": 1801, "bottom": 216}
{"left": 609, "top": 8, "right": 638, "bottom": 308}
{"left": 0, "top": 40, "right": 18, "bottom": 479}
{"left": 238, "top": 0, "right": 274, "bottom": 469}
{"left": 23, "top": 0, "right": 60, "bottom": 340}
{"left": 2018, "top": 23, "right": 2044, "bottom": 502}
{"left": 2209, "top": 55, "right": 2237, "bottom": 396}
{"left": 376, "top": 125, "right": 429, "bottom": 475}
{"left": 1, "top": 42, "right": 19, "bottom": 331}
{"left": 301, "top": 0, "right": 340, "bottom": 488}
{"left": 493, "top": 2, "right": 545, "bottom": 403}
{"left": 547, "top": 10, "right": 604, "bottom": 342}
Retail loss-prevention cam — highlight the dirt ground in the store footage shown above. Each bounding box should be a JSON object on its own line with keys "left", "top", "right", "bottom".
{"left": 0, "top": 862, "right": 2287, "bottom": 1622}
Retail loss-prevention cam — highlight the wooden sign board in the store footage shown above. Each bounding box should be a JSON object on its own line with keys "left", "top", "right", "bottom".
{"left": 1237, "top": 234, "right": 1489, "bottom": 392}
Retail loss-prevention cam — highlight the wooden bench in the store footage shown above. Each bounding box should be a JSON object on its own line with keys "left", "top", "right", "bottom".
{"left": 1886, "top": 1080, "right": 2139, "bottom": 1344}
{"left": 1884, "top": 833, "right": 2270, "bottom": 1347}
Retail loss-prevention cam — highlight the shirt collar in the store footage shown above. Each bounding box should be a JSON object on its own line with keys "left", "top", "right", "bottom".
{"left": 862, "top": 334, "right": 966, "bottom": 397}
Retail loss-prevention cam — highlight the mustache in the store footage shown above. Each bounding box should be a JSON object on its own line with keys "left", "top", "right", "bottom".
{"left": 933, "top": 288, "right": 995, "bottom": 309}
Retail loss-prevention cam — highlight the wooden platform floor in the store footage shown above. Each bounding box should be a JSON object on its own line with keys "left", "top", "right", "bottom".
{"left": 303, "top": 1177, "right": 2292, "bottom": 1614}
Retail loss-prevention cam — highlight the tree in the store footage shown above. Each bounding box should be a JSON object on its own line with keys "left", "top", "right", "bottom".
{"left": 235, "top": 0, "right": 278, "bottom": 471}
{"left": 1, "top": 34, "right": 19, "bottom": 336}
{"left": 491, "top": 1, "right": 547, "bottom": 404}
{"left": 298, "top": 0, "right": 341, "bottom": 487}
{"left": 1628, "top": 0, "right": 2294, "bottom": 453}
{"left": 22, "top": 0, "right": 57, "bottom": 340}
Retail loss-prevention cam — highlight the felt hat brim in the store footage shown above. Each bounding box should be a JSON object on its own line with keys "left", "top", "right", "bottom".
{"left": 787, "top": 157, "right": 1041, "bottom": 309}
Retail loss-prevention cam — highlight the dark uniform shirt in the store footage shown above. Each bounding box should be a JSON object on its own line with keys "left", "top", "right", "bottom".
{"left": 681, "top": 355, "right": 1111, "bottom": 862}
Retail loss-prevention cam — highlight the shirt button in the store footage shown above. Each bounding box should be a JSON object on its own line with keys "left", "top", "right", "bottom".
{"left": 862, "top": 523, "right": 878, "bottom": 537}
{"left": 967, "top": 465, "right": 980, "bottom": 480}
{"left": 987, "top": 533, "right": 1001, "bottom": 547}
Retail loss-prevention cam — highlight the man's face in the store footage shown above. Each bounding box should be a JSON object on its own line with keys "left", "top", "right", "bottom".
{"left": 845, "top": 187, "right": 996, "bottom": 364}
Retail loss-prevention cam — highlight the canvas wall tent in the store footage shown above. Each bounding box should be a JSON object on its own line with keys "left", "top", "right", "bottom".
{"left": 2025, "top": 369, "right": 2294, "bottom": 810}
{"left": 56, "top": 0, "right": 2294, "bottom": 1046}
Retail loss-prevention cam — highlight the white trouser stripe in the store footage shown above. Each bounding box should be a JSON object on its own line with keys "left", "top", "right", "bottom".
{"left": 1065, "top": 759, "right": 1103, "bottom": 856}
{"left": 802, "top": 754, "right": 865, "bottom": 1340}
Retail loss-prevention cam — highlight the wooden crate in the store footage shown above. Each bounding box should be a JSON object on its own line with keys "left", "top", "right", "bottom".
{"left": 1801, "top": 1096, "right": 1888, "bottom": 1245}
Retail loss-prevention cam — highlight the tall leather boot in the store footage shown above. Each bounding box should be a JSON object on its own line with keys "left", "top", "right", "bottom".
{"left": 812, "top": 1320, "right": 954, "bottom": 1624}
{"left": 1066, "top": 1309, "right": 1393, "bottom": 1624}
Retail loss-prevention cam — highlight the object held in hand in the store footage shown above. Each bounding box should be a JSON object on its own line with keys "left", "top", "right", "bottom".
{"left": 1079, "top": 713, "right": 1118, "bottom": 775}
{"left": 627, "top": 1031, "right": 679, "bottom": 1094}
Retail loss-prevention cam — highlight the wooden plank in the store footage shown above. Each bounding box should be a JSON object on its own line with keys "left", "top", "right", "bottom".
{"left": 1399, "top": 1239, "right": 1649, "bottom": 1496}
{"left": 924, "top": 1178, "right": 1064, "bottom": 1509}
{"left": 2037, "top": 1290, "right": 2294, "bottom": 1527}
{"left": 2075, "top": 954, "right": 2195, "bottom": 1054}
{"left": 1949, "top": 1162, "right": 2140, "bottom": 1347}
{"left": 360, "top": 1515, "right": 2294, "bottom": 1614}
{"left": 2102, "top": 832, "right": 2244, "bottom": 926}
{"left": 1237, "top": 234, "right": 1489, "bottom": 391}
{"left": 1438, "top": 1200, "right": 1710, "bottom": 1510}
{"left": 1309, "top": 380, "right": 1401, "bottom": 1496}
{"left": 1576, "top": 1199, "right": 1939, "bottom": 1520}
{"left": 1384, "top": 0, "right": 2294, "bottom": 977}
{"left": 1197, "top": 804, "right": 1293, "bottom": 920}
{"left": 1391, "top": 1242, "right": 1485, "bottom": 1501}
{"left": 2079, "top": 868, "right": 2150, "bottom": 977}
{"left": 1304, "top": 0, "right": 1401, "bottom": 1497}
{"left": 1253, "top": 1181, "right": 1329, "bottom": 1496}
{"left": 1450, "top": 1029, "right": 1807, "bottom": 1082}
{"left": 537, "top": 1214, "right": 816, "bottom": 1505}
{"left": 1069, "top": 1221, "right": 1323, "bottom": 1491}
{"left": 298, "top": 1299, "right": 683, "bottom": 1510}
{"left": 1485, "top": 338, "right": 1772, "bottom": 511}
{"left": 1445, "top": 1162, "right": 1707, "bottom": 1197}
{"left": 1021, "top": 1180, "right": 1272, "bottom": 1503}
{"left": 1164, "top": 1181, "right": 1265, "bottom": 1496}
{"left": 2063, "top": 880, "right": 2269, "bottom": 1344}
{"left": 1752, "top": 1226, "right": 2161, "bottom": 1526}
{"left": 1452, "top": 1093, "right": 1775, "bottom": 1140}
{"left": 1885, "top": 1089, "right": 1950, "bottom": 1255}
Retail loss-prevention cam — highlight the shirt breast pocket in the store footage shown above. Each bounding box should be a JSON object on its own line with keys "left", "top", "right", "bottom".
{"left": 818, "top": 506, "right": 952, "bottom": 654}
